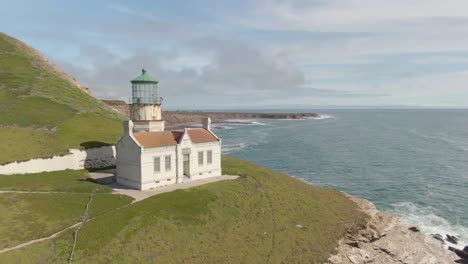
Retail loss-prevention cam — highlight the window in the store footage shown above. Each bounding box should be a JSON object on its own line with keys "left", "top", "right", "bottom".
{"left": 154, "top": 157, "right": 160, "bottom": 173}
{"left": 207, "top": 150, "right": 213, "bottom": 165}
{"left": 198, "top": 151, "right": 204, "bottom": 166}
{"left": 165, "top": 155, "right": 171, "bottom": 171}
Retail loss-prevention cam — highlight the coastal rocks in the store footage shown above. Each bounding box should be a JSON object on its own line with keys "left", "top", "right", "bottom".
{"left": 448, "top": 246, "right": 468, "bottom": 263}
{"left": 446, "top": 234, "right": 459, "bottom": 245}
{"left": 433, "top": 233, "right": 462, "bottom": 246}
{"left": 448, "top": 246, "right": 468, "bottom": 259}
{"left": 432, "top": 234, "right": 445, "bottom": 243}
{"left": 327, "top": 193, "right": 458, "bottom": 264}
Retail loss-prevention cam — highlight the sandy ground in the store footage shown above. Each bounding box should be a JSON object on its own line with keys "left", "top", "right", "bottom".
{"left": 89, "top": 171, "right": 239, "bottom": 202}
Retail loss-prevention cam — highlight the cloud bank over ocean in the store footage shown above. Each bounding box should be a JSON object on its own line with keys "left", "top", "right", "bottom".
{"left": 3, "top": 0, "right": 468, "bottom": 108}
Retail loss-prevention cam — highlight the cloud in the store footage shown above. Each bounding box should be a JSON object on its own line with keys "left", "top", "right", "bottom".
{"left": 239, "top": 0, "right": 468, "bottom": 32}
{"left": 15, "top": 1, "right": 468, "bottom": 108}
{"left": 61, "top": 37, "right": 382, "bottom": 109}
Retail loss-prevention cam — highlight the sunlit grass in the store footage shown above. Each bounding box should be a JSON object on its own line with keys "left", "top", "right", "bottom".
{"left": 0, "top": 157, "right": 367, "bottom": 263}
{"left": 0, "top": 33, "right": 123, "bottom": 164}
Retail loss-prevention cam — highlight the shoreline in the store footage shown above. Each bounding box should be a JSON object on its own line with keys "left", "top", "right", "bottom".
{"left": 328, "top": 192, "right": 460, "bottom": 264}
{"left": 101, "top": 100, "right": 320, "bottom": 127}
{"left": 288, "top": 175, "right": 464, "bottom": 263}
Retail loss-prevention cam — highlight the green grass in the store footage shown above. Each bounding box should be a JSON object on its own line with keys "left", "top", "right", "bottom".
{"left": 0, "top": 157, "right": 368, "bottom": 263}
{"left": 0, "top": 127, "right": 66, "bottom": 164}
{"left": 56, "top": 113, "right": 123, "bottom": 148}
{"left": 0, "top": 193, "right": 133, "bottom": 250}
{"left": 0, "top": 170, "right": 112, "bottom": 193}
{"left": 0, "top": 33, "right": 124, "bottom": 164}
{"left": 0, "top": 91, "right": 76, "bottom": 128}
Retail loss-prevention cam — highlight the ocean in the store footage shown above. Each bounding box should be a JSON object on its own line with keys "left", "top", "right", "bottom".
{"left": 212, "top": 109, "right": 468, "bottom": 246}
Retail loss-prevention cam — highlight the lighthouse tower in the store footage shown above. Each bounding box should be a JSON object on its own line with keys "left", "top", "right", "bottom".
{"left": 130, "top": 69, "right": 164, "bottom": 132}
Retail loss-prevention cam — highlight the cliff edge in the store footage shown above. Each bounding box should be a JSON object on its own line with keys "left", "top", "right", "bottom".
{"left": 328, "top": 193, "right": 458, "bottom": 264}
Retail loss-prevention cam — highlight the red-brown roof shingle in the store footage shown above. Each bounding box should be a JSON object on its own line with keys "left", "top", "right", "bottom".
{"left": 133, "top": 131, "right": 178, "bottom": 148}
{"left": 187, "top": 129, "right": 219, "bottom": 144}
{"left": 132, "top": 129, "right": 218, "bottom": 148}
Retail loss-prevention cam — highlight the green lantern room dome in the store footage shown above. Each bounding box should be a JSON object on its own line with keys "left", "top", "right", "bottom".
{"left": 130, "top": 69, "right": 159, "bottom": 84}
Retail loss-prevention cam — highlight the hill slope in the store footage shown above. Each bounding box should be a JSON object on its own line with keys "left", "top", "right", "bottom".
{"left": 0, "top": 156, "right": 367, "bottom": 263}
{"left": 0, "top": 33, "right": 123, "bottom": 164}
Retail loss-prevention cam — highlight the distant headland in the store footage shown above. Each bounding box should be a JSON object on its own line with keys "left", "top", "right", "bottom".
{"left": 102, "top": 100, "right": 320, "bottom": 128}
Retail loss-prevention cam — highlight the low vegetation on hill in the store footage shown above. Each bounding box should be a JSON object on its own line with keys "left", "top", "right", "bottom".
{"left": 0, "top": 33, "right": 123, "bottom": 164}
{"left": 0, "top": 157, "right": 367, "bottom": 263}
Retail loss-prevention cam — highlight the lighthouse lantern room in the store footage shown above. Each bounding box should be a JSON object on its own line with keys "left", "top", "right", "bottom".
{"left": 130, "top": 69, "right": 164, "bottom": 132}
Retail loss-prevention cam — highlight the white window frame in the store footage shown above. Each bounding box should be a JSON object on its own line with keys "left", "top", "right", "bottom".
{"left": 165, "top": 155, "right": 171, "bottom": 172}
{"left": 154, "top": 157, "right": 161, "bottom": 173}
{"left": 198, "top": 151, "right": 204, "bottom": 166}
{"left": 207, "top": 150, "right": 212, "bottom": 165}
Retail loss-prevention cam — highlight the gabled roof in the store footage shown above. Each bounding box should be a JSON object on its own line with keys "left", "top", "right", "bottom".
{"left": 133, "top": 131, "right": 178, "bottom": 148}
{"left": 187, "top": 129, "right": 219, "bottom": 144}
{"left": 132, "top": 129, "right": 219, "bottom": 148}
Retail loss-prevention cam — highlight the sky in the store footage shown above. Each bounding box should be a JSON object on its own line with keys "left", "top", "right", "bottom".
{"left": 2, "top": 0, "right": 468, "bottom": 109}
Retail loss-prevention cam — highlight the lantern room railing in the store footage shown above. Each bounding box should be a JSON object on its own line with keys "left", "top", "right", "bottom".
{"left": 129, "top": 97, "right": 162, "bottom": 105}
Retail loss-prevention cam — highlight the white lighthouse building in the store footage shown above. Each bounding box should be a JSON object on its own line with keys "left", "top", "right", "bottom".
{"left": 116, "top": 69, "right": 222, "bottom": 190}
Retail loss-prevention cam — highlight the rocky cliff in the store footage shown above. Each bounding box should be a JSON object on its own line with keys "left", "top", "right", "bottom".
{"left": 328, "top": 193, "right": 459, "bottom": 264}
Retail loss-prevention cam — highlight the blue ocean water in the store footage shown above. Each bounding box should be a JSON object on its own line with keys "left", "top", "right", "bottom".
{"left": 213, "top": 109, "right": 468, "bottom": 245}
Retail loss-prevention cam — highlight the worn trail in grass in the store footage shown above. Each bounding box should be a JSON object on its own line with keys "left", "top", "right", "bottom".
{"left": 0, "top": 157, "right": 367, "bottom": 263}
{"left": 0, "top": 192, "right": 133, "bottom": 251}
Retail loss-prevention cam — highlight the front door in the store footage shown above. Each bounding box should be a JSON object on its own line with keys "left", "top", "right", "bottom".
{"left": 183, "top": 154, "right": 190, "bottom": 177}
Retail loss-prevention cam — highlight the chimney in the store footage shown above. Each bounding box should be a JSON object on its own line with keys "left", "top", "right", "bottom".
{"left": 123, "top": 120, "right": 134, "bottom": 135}
{"left": 202, "top": 117, "right": 211, "bottom": 131}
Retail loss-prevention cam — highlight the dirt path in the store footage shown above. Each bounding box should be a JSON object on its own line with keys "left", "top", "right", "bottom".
{"left": 0, "top": 222, "right": 81, "bottom": 254}
{"left": 68, "top": 186, "right": 100, "bottom": 263}
{"left": 0, "top": 175, "right": 240, "bottom": 255}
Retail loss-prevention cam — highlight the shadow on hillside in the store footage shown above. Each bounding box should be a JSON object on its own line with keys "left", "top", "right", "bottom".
{"left": 80, "top": 141, "right": 112, "bottom": 149}
{"left": 81, "top": 176, "right": 116, "bottom": 185}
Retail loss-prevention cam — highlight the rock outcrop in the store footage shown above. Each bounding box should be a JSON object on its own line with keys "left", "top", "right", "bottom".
{"left": 328, "top": 193, "right": 457, "bottom": 264}
{"left": 448, "top": 246, "right": 468, "bottom": 263}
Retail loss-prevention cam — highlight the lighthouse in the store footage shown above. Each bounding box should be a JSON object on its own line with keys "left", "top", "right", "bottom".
{"left": 130, "top": 69, "right": 164, "bottom": 132}
{"left": 116, "top": 68, "right": 222, "bottom": 190}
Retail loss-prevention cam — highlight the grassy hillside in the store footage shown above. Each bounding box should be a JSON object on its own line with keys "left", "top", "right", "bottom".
{"left": 0, "top": 157, "right": 367, "bottom": 263}
{"left": 0, "top": 33, "right": 123, "bottom": 164}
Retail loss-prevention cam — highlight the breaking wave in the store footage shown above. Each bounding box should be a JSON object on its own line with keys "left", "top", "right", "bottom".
{"left": 303, "top": 114, "right": 334, "bottom": 120}
{"left": 222, "top": 143, "right": 249, "bottom": 154}
{"left": 221, "top": 119, "right": 268, "bottom": 125}
{"left": 213, "top": 119, "right": 268, "bottom": 130}
{"left": 211, "top": 125, "right": 235, "bottom": 130}
{"left": 391, "top": 202, "right": 468, "bottom": 249}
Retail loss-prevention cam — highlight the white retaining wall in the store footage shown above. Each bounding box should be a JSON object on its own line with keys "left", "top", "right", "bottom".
{"left": 0, "top": 146, "right": 116, "bottom": 175}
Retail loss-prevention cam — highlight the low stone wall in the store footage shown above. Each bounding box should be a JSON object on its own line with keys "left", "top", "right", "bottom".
{"left": 0, "top": 146, "right": 116, "bottom": 175}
